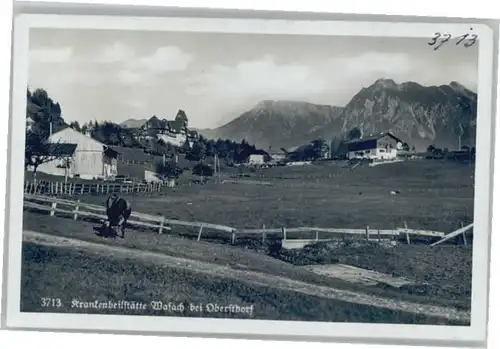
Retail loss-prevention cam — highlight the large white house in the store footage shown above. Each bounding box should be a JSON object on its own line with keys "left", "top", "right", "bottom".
{"left": 33, "top": 127, "right": 119, "bottom": 180}
{"left": 346, "top": 132, "right": 405, "bottom": 161}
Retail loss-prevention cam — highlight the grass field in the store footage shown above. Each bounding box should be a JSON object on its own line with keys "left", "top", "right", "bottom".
{"left": 20, "top": 241, "right": 467, "bottom": 325}
{"left": 74, "top": 160, "right": 474, "bottom": 234}
{"left": 22, "top": 211, "right": 472, "bottom": 311}
{"left": 21, "top": 159, "right": 474, "bottom": 324}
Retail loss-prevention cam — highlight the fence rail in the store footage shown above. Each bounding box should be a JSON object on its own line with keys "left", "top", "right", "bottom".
{"left": 23, "top": 194, "right": 459, "bottom": 245}
{"left": 24, "top": 180, "right": 164, "bottom": 196}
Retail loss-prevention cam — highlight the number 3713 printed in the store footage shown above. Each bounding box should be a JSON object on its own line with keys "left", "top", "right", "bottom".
{"left": 41, "top": 297, "right": 63, "bottom": 308}
{"left": 428, "top": 29, "right": 478, "bottom": 50}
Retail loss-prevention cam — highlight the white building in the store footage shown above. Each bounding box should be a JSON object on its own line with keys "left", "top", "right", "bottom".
{"left": 247, "top": 154, "right": 266, "bottom": 165}
{"left": 34, "top": 127, "right": 119, "bottom": 180}
{"left": 346, "top": 132, "right": 405, "bottom": 161}
{"left": 157, "top": 132, "right": 187, "bottom": 147}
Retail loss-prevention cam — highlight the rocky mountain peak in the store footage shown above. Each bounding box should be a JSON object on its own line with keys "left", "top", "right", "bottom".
{"left": 198, "top": 78, "right": 477, "bottom": 152}
{"left": 372, "top": 78, "right": 399, "bottom": 89}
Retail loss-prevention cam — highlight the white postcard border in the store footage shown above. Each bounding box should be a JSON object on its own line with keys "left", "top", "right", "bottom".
{"left": 3, "top": 14, "right": 495, "bottom": 344}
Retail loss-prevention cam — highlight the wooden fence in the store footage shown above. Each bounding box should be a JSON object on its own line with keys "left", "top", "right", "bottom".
{"left": 24, "top": 180, "right": 165, "bottom": 196}
{"left": 23, "top": 194, "right": 460, "bottom": 246}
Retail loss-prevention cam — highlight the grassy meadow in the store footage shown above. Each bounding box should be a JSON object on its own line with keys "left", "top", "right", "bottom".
{"left": 73, "top": 159, "right": 475, "bottom": 234}
{"left": 21, "top": 158, "right": 474, "bottom": 323}
{"left": 20, "top": 241, "right": 468, "bottom": 325}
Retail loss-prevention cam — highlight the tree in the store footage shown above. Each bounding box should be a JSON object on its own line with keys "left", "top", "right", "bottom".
{"left": 155, "top": 161, "right": 183, "bottom": 180}
{"left": 58, "top": 157, "right": 73, "bottom": 184}
{"left": 346, "top": 126, "right": 362, "bottom": 141}
{"left": 25, "top": 131, "right": 65, "bottom": 182}
{"left": 310, "top": 139, "right": 327, "bottom": 160}
{"left": 69, "top": 121, "right": 81, "bottom": 132}
{"left": 426, "top": 144, "right": 436, "bottom": 154}
{"left": 192, "top": 163, "right": 214, "bottom": 182}
{"left": 402, "top": 142, "right": 410, "bottom": 151}
{"left": 27, "top": 88, "right": 65, "bottom": 137}
{"left": 185, "top": 141, "right": 206, "bottom": 162}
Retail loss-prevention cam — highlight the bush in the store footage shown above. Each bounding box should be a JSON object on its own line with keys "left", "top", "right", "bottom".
{"left": 155, "top": 162, "right": 183, "bottom": 179}
{"left": 192, "top": 163, "right": 214, "bottom": 177}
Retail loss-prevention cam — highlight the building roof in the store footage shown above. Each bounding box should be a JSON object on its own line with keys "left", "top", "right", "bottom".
{"left": 49, "top": 127, "right": 120, "bottom": 156}
{"left": 141, "top": 113, "right": 188, "bottom": 134}
{"left": 346, "top": 132, "right": 403, "bottom": 145}
{"left": 346, "top": 132, "right": 404, "bottom": 152}
{"left": 46, "top": 143, "right": 78, "bottom": 156}
{"left": 103, "top": 145, "right": 119, "bottom": 158}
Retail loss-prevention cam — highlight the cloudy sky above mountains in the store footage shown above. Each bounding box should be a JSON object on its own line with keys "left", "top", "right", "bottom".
{"left": 28, "top": 28, "right": 478, "bottom": 129}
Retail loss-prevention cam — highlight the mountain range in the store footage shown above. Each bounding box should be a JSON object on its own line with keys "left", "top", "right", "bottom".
{"left": 120, "top": 118, "right": 149, "bottom": 129}
{"left": 122, "top": 78, "right": 478, "bottom": 151}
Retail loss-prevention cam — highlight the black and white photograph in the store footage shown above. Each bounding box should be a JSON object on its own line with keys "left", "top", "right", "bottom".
{"left": 2, "top": 13, "right": 496, "bottom": 344}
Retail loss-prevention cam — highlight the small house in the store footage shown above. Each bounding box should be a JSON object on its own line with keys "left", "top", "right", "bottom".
{"left": 37, "top": 127, "right": 119, "bottom": 180}
{"left": 270, "top": 151, "right": 286, "bottom": 162}
{"left": 35, "top": 143, "right": 78, "bottom": 178}
{"left": 247, "top": 154, "right": 266, "bottom": 165}
{"left": 346, "top": 132, "right": 404, "bottom": 160}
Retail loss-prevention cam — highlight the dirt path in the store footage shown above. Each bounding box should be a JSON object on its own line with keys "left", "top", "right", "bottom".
{"left": 23, "top": 230, "right": 470, "bottom": 322}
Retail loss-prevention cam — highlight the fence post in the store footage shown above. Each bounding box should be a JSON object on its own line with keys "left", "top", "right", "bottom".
{"left": 461, "top": 222, "right": 467, "bottom": 245}
{"left": 365, "top": 225, "right": 370, "bottom": 240}
{"left": 377, "top": 229, "right": 381, "bottom": 242}
{"left": 231, "top": 230, "right": 236, "bottom": 244}
{"left": 80, "top": 184, "right": 84, "bottom": 195}
{"left": 315, "top": 230, "right": 319, "bottom": 241}
{"left": 50, "top": 200, "right": 57, "bottom": 216}
{"left": 158, "top": 216, "right": 165, "bottom": 234}
{"left": 261, "top": 224, "right": 266, "bottom": 244}
{"left": 404, "top": 221, "right": 410, "bottom": 244}
{"left": 197, "top": 225, "right": 204, "bottom": 241}
{"left": 282, "top": 227, "right": 287, "bottom": 241}
{"left": 73, "top": 199, "right": 80, "bottom": 220}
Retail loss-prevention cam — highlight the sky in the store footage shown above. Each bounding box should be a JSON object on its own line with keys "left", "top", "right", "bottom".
{"left": 28, "top": 28, "right": 479, "bottom": 129}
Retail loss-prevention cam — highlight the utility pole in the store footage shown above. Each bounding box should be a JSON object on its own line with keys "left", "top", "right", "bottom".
{"left": 214, "top": 154, "right": 218, "bottom": 183}
{"left": 218, "top": 156, "right": 221, "bottom": 183}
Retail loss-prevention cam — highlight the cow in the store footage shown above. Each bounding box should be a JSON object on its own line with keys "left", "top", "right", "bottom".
{"left": 103, "top": 193, "right": 132, "bottom": 238}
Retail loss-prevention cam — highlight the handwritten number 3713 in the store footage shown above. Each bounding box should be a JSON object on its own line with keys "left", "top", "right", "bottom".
{"left": 428, "top": 32, "right": 477, "bottom": 50}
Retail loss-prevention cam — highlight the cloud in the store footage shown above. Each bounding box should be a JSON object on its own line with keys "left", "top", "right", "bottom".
{"left": 129, "top": 46, "right": 193, "bottom": 74}
{"left": 117, "top": 46, "right": 193, "bottom": 84}
{"left": 183, "top": 50, "right": 475, "bottom": 113}
{"left": 30, "top": 47, "right": 73, "bottom": 63}
{"left": 337, "top": 52, "right": 413, "bottom": 78}
{"left": 37, "top": 44, "right": 194, "bottom": 87}
{"left": 185, "top": 55, "right": 327, "bottom": 101}
{"left": 93, "top": 42, "right": 134, "bottom": 63}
